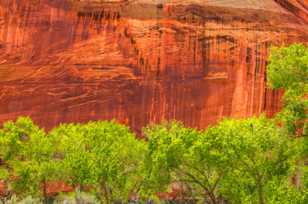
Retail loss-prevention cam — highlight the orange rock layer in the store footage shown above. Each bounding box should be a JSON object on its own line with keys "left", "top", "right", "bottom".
{"left": 0, "top": 0, "right": 307, "bottom": 132}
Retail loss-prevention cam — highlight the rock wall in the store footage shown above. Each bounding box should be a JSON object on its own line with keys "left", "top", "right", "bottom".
{"left": 0, "top": 0, "right": 307, "bottom": 132}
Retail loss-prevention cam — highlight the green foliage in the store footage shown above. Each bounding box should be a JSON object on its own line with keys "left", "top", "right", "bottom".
{"left": 141, "top": 117, "right": 300, "bottom": 204}
{"left": 0, "top": 118, "right": 146, "bottom": 203}
{"left": 213, "top": 117, "right": 299, "bottom": 204}
{"left": 267, "top": 44, "right": 308, "bottom": 136}
{"left": 264, "top": 179, "right": 307, "bottom": 204}
{"left": 49, "top": 123, "right": 94, "bottom": 189}
{"left": 267, "top": 44, "right": 308, "bottom": 203}
{"left": 0, "top": 117, "right": 57, "bottom": 199}
{"left": 49, "top": 120, "right": 146, "bottom": 203}
{"left": 141, "top": 122, "right": 199, "bottom": 196}
{"left": 267, "top": 44, "right": 307, "bottom": 90}
{"left": 0, "top": 115, "right": 306, "bottom": 203}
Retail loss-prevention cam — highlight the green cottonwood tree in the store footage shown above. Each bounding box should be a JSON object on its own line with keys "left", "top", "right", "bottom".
{"left": 49, "top": 120, "right": 146, "bottom": 204}
{"left": 212, "top": 117, "right": 300, "bottom": 204}
{"left": 267, "top": 43, "right": 307, "bottom": 136}
{"left": 141, "top": 121, "right": 232, "bottom": 204}
{"left": 0, "top": 117, "right": 58, "bottom": 203}
{"left": 83, "top": 121, "right": 146, "bottom": 203}
{"left": 49, "top": 123, "right": 95, "bottom": 203}
{"left": 267, "top": 44, "right": 308, "bottom": 193}
{"left": 140, "top": 122, "right": 197, "bottom": 199}
{"left": 142, "top": 117, "right": 300, "bottom": 204}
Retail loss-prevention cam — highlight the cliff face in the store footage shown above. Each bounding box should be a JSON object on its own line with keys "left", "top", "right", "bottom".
{"left": 0, "top": 0, "right": 307, "bottom": 131}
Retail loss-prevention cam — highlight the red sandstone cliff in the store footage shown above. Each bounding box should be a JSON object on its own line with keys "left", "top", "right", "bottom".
{"left": 0, "top": 0, "right": 307, "bottom": 131}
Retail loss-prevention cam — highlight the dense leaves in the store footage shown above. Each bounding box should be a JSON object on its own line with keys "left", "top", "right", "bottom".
{"left": 267, "top": 44, "right": 308, "bottom": 196}
{"left": 0, "top": 117, "right": 306, "bottom": 203}
{"left": 49, "top": 121, "right": 146, "bottom": 203}
{"left": 267, "top": 44, "right": 307, "bottom": 136}
{"left": 0, "top": 119, "right": 145, "bottom": 203}
{"left": 267, "top": 44, "right": 307, "bottom": 90}
{"left": 0, "top": 117, "right": 56, "bottom": 200}
{"left": 142, "top": 117, "right": 301, "bottom": 204}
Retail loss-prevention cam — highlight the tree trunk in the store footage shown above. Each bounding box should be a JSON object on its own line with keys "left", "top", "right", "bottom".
{"left": 42, "top": 179, "right": 48, "bottom": 204}
{"left": 294, "top": 160, "right": 302, "bottom": 189}
{"left": 205, "top": 192, "right": 218, "bottom": 204}
{"left": 75, "top": 186, "right": 82, "bottom": 204}
{"left": 257, "top": 184, "right": 265, "bottom": 204}
{"left": 100, "top": 182, "right": 111, "bottom": 204}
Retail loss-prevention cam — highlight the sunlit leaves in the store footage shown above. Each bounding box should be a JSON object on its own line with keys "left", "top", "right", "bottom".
{"left": 49, "top": 120, "right": 146, "bottom": 203}
{"left": 267, "top": 44, "right": 308, "bottom": 90}
{"left": 267, "top": 44, "right": 308, "bottom": 136}
{"left": 141, "top": 117, "right": 301, "bottom": 203}
{"left": 0, "top": 117, "right": 56, "bottom": 199}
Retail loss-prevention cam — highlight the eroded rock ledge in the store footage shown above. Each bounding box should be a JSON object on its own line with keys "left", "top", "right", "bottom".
{"left": 0, "top": 0, "right": 307, "bottom": 131}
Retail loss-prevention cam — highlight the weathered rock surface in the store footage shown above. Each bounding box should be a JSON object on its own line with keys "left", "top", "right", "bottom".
{"left": 0, "top": 0, "right": 307, "bottom": 131}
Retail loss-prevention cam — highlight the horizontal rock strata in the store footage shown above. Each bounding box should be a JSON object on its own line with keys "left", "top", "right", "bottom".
{"left": 0, "top": 0, "right": 307, "bottom": 131}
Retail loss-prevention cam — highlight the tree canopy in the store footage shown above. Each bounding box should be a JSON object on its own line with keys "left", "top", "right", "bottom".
{"left": 267, "top": 44, "right": 308, "bottom": 136}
